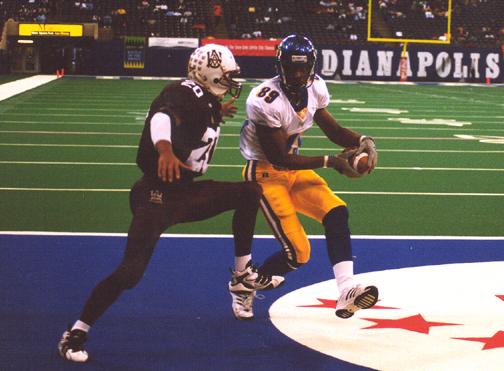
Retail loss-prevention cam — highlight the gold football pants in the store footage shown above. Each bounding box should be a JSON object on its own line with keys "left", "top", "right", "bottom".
{"left": 244, "top": 160, "right": 346, "bottom": 265}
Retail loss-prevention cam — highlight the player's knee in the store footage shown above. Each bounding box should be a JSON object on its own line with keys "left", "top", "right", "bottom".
{"left": 323, "top": 206, "right": 350, "bottom": 234}
{"left": 129, "top": 209, "right": 166, "bottom": 239}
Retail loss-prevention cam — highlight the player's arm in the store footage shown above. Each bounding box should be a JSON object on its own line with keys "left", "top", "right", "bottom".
{"left": 314, "top": 108, "right": 361, "bottom": 147}
{"left": 151, "top": 112, "right": 191, "bottom": 182}
{"left": 256, "top": 124, "right": 323, "bottom": 170}
{"left": 314, "top": 108, "right": 378, "bottom": 170}
{"left": 256, "top": 124, "right": 359, "bottom": 177}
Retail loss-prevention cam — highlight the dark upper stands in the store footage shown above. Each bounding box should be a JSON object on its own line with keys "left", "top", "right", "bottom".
{"left": 1, "top": 0, "right": 503, "bottom": 47}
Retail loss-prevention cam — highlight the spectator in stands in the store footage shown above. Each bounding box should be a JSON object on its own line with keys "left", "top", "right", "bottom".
{"left": 213, "top": 3, "right": 222, "bottom": 27}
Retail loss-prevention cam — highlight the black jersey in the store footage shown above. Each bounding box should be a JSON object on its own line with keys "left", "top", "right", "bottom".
{"left": 137, "top": 79, "right": 223, "bottom": 183}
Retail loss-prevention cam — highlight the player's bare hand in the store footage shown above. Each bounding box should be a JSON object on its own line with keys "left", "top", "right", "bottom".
{"left": 155, "top": 141, "right": 191, "bottom": 182}
{"left": 157, "top": 152, "right": 191, "bottom": 182}
{"left": 221, "top": 97, "right": 238, "bottom": 118}
{"left": 332, "top": 149, "right": 362, "bottom": 178}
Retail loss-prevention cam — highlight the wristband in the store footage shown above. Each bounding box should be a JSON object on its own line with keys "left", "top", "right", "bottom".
{"left": 324, "top": 155, "right": 335, "bottom": 169}
{"left": 360, "top": 135, "right": 374, "bottom": 144}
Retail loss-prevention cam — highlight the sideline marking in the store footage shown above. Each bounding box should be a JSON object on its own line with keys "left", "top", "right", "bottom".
{"left": 0, "top": 75, "right": 58, "bottom": 101}
{"left": 1, "top": 231, "right": 503, "bottom": 240}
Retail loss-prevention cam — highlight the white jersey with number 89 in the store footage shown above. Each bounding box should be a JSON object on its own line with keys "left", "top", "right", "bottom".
{"left": 240, "top": 75, "right": 330, "bottom": 161}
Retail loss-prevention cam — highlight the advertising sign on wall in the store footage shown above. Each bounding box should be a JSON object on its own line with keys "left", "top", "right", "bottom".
{"left": 124, "top": 36, "right": 145, "bottom": 69}
{"left": 18, "top": 23, "right": 83, "bottom": 37}
{"left": 201, "top": 38, "right": 280, "bottom": 57}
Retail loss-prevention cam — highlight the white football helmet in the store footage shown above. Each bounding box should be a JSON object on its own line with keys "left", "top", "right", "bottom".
{"left": 187, "top": 44, "right": 242, "bottom": 99}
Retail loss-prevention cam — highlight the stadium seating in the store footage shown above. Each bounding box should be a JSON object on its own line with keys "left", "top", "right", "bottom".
{"left": 0, "top": 0, "right": 502, "bottom": 46}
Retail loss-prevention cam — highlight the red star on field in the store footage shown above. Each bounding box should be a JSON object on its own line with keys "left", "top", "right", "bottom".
{"left": 360, "top": 314, "right": 460, "bottom": 334}
{"left": 496, "top": 295, "right": 504, "bottom": 302}
{"left": 297, "top": 298, "right": 398, "bottom": 310}
{"left": 454, "top": 331, "right": 504, "bottom": 350}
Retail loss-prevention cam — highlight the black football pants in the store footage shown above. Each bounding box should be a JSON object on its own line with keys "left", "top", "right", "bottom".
{"left": 79, "top": 176, "right": 262, "bottom": 326}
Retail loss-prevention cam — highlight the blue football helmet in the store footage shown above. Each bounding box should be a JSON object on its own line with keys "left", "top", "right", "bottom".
{"left": 276, "top": 34, "right": 317, "bottom": 95}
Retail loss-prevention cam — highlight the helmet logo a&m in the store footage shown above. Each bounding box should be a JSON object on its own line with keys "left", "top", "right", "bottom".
{"left": 207, "top": 50, "right": 222, "bottom": 69}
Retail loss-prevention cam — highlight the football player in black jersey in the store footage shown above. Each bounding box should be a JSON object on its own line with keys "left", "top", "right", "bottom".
{"left": 58, "top": 44, "right": 284, "bottom": 363}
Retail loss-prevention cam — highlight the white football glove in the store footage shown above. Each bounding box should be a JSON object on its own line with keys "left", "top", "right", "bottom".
{"left": 357, "top": 136, "right": 377, "bottom": 170}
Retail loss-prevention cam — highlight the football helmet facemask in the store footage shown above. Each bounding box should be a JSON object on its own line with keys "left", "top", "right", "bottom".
{"left": 188, "top": 44, "right": 242, "bottom": 99}
{"left": 276, "top": 34, "right": 317, "bottom": 95}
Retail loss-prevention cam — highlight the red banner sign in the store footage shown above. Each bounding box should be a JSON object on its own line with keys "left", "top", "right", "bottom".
{"left": 201, "top": 39, "right": 279, "bottom": 56}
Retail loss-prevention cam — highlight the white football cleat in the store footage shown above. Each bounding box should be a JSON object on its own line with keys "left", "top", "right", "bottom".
{"left": 228, "top": 285, "right": 256, "bottom": 320}
{"left": 228, "top": 261, "right": 284, "bottom": 320}
{"left": 335, "top": 284, "right": 379, "bottom": 319}
{"left": 229, "top": 261, "right": 284, "bottom": 292}
{"left": 58, "top": 329, "right": 89, "bottom": 362}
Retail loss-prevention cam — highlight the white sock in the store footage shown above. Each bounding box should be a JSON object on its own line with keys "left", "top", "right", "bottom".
{"left": 235, "top": 254, "right": 251, "bottom": 272}
{"left": 333, "top": 261, "right": 354, "bottom": 292}
{"left": 71, "top": 320, "right": 91, "bottom": 333}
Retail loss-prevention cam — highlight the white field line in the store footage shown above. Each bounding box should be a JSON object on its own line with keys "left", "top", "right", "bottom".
{"left": 5, "top": 111, "right": 502, "bottom": 119}
{"left": 0, "top": 75, "right": 58, "bottom": 101}
{"left": 0, "top": 143, "right": 138, "bottom": 148}
{"left": 1, "top": 161, "right": 504, "bottom": 172}
{"left": 0, "top": 161, "right": 136, "bottom": 166}
{"left": 0, "top": 130, "right": 139, "bottom": 136}
{"left": 225, "top": 134, "right": 477, "bottom": 141}
{"left": 9, "top": 100, "right": 501, "bottom": 107}
{"left": 358, "top": 84, "right": 504, "bottom": 108}
{"left": 1, "top": 230, "right": 503, "bottom": 240}
{"left": 4, "top": 122, "right": 504, "bottom": 133}
{"left": 4, "top": 119, "right": 504, "bottom": 127}
{"left": 0, "top": 130, "right": 476, "bottom": 140}
{"left": 0, "top": 120, "right": 143, "bottom": 126}
{"left": 1, "top": 187, "right": 504, "bottom": 197}
{"left": 1, "top": 113, "right": 136, "bottom": 118}
{"left": 1, "top": 143, "right": 504, "bottom": 154}
{"left": 2, "top": 106, "right": 502, "bottom": 114}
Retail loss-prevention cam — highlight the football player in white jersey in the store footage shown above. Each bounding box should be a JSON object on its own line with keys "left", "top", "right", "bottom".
{"left": 239, "top": 34, "right": 379, "bottom": 319}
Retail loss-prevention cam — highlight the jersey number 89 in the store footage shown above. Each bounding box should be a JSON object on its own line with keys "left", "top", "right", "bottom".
{"left": 256, "top": 87, "right": 279, "bottom": 104}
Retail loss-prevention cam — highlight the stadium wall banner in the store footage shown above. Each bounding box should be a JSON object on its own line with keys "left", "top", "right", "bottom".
{"left": 318, "top": 45, "right": 503, "bottom": 83}
{"left": 201, "top": 38, "right": 279, "bottom": 57}
{"left": 148, "top": 37, "right": 199, "bottom": 48}
{"left": 124, "top": 36, "right": 145, "bottom": 69}
{"left": 18, "top": 23, "right": 83, "bottom": 37}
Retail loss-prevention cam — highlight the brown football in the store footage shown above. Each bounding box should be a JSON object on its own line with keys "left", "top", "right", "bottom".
{"left": 343, "top": 147, "right": 370, "bottom": 174}
{"left": 352, "top": 152, "right": 370, "bottom": 174}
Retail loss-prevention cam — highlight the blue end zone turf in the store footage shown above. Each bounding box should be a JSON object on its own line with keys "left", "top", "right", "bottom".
{"left": 1, "top": 235, "right": 503, "bottom": 370}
